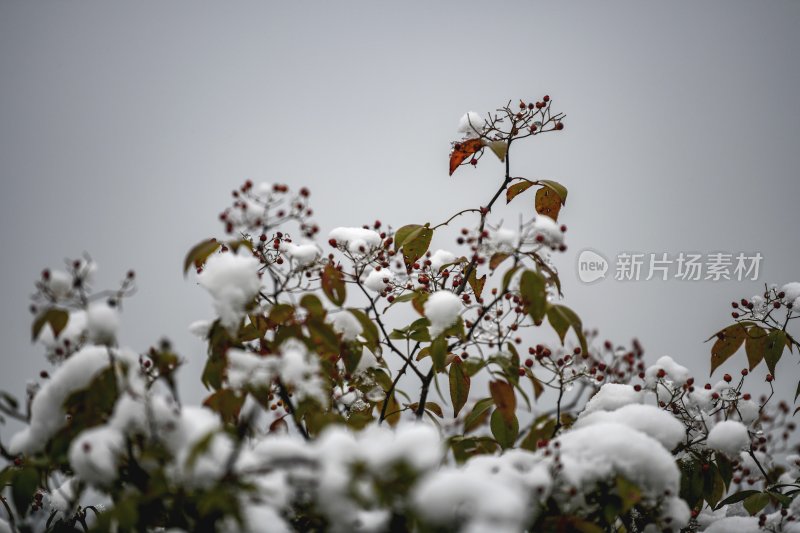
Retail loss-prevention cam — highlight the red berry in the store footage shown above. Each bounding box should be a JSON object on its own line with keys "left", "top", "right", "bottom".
{"left": 766, "top": 374, "right": 774, "bottom": 382}
{"left": 724, "top": 374, "right": 732, "bottom": 383}
{"left": 555, "top": 122, "right": 564, "bottom": 130}
{"left": 328, "top": 239, "right": 337, "bottom": 247}
{"left": 518, "top": 367, "right": 526, "bottom": 376}
{"left": 741, "top": 369, "right": 748, "bottom": 376}
{"left": 525, "top": 358, "right": 534, "bottom": 368}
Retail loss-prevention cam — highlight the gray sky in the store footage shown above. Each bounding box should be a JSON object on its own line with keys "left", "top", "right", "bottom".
{"left": 1, "top": 1, "right": 799, "bottom": 414}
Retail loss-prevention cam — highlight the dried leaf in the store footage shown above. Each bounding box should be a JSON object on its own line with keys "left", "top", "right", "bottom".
{"left": 535, "top": 186, "right": 562, "bottom": 221}
{"left": 449, "top": 138, "right": 483, "bottom": 176}
{"left": 709, "top": 323, "right": 747, "bottom": 375}
{"left": 506, "top": 180, "right": 535, "bottom": 203}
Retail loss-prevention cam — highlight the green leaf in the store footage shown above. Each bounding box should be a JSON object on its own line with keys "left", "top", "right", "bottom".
{"left": 306, "top": 316, "right": 340, "bottom": 355}
{"left": 717, "top": 454, "right": 733, "bottom": 490}
{"left": 12, "top": 466, "right": 39, "bottom": 517}
{"left": 394, "top": 224, "right": 421, "bottom": 251}
{"left": 321, "top": 263, "right": 346, "bottom": 307}
{"left": 401, "top": 226, "right": 434, "bottom": 266}
{"left": 767, "top": 490, "right": 792, "bottom": 508}
{"left": 449, "top": 359, "right": 470, "bottom": 418}
{"left": 490, "top": 408, "right": 518, "bottom": 449}
{"left": 300, "top": 294, "right": 326, "bottom": 319}
{"left": 520, "top": 415, "right": 556, "bottom": 451}
{"left": 764, "top": 329, "right": 787, "bottom": 376}
{"left": 715, "top": 489, "right": 762, "bottom": 510}
{"left": 703, "top": 464, "right": 725, "bottom": 508}
{"left": 616, "top": 476, "right": 642, "bottom": 513}
{"left": 539, "top": 179, "right": 568, "bottom": 204}
{"left": 348, "top": 308, "right": 380, "bottom": 352}
{"left": 183, "top": 238, "right": 220, "bottom": 275}
{"left": 506, "top": 180, "right": 535, "bottom": 203}
{"left": 32, "top": 308, "right": 69, "bottom": 341}
{"left": 487, "top": 140, "right": 508, "bottom": 162}
{"left": 520, "top": 270, "right": 547, "bottom": 324}
{"left": 202, "top": 389, "right": 245, "bottom": 425}
{"left": 463, "top": 397, "right": 494, "bottom": 433}
{"left": 745, "top": 325, "right": 769, "bottom": 371}
{"left": 709, "top": 323, "right": 747, "bottom": 375}
{"left": 501, "top": 265, "right": 521, "bottom": 292}
{"left": 743, "top": 492, "right": 770, "bottom": 516}
{"left": 431, "top": 335, "right": 448, "bottom": 372}
{"left": 547, "top": 304, "right": 588, "bottom": 354}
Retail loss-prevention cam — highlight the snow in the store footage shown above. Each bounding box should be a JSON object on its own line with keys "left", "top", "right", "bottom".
{"left": 188, "top": 319, "right": 213, "bottom": 338}
{"left": 198, "top": 251, "right": 262, "bottom": 333}
{"left": 38, "top": 309, "right": 87, "bottom": 361}
{"left": 555, "top": 422, "right": 688, "bottom": 528}
{"left": 457, "top": 111, "right": 485, "bottom": 138}
{"left": 429, "top": 249, "right": 458, "bottom": 272}
{"left": 163, "top": 406, "right": 234, "bottom": 488}
{"left": 68, "top": 425, "right": 125, "bottom": 485}
{"left": 279, "top": 341, "right": 328, "bottom": 406}
{"left": 87, "top": 300, "right": 120, "bottom": 345}
{"left": 413, "top": 468, "right": 527, "bottom": 533}
{"left": 781, "top": 282, "right": 800, "bottom": 308}
{"left": 235, "top": 504, "right": 292, "bottom": 533}
{"left": 579, "top": 383, "right": 643, "bottom": 416}
{"left": 227, "top": 348, "right": 277, "bottom": 390}
{"left": 331, "top": 311, "right": 362, "bottom": 341}
{"left": 46, "top": 269, "right": 73, "bottom": 299}
{"left": 280, "top": 242, "right": 320, "bottom": 267}
{"left": 574, "top": 404, "right": 685, "bottom": 450}
{"left": 424, "top": 290, "right": 462, "bottom": 337}
{"left": 225, "top": 342, "right": 327, "bottom": 405}
{"left": 49, "top": 477, "right": 78, "bottom": 518}
{"left": 707, "top": 420, "right": 750, "bottom": 457}
{"left": 363, "top": 267, "right": 392, "bottom": 292}
{"left": 312, "top": 423, "right": 444, "bottom": 531}
{"left": 701, "top": 516, "right": 761, "bottom": 533}
{"left": 531, "top": 215, "right": 564, "bottom": 247}
{"left": 9, "top": 346, "right": 120, "bottom": 454}
{"left": 732, "top": 399, "right": 760, "bottom": 426}
{"left": 354, "top": 347, "right": 381, "bottom": 374}
{"left": 492, "top": 228, "right": 518, "bottom": 251}
{"left": 644, "top": 355, "right": 690, "bottom": 387}
{"left": 329, "top": 227, "right": 382, "bottom": 254}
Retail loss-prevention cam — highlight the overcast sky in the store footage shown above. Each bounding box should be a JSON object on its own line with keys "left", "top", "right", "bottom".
{"left": 1, "top": 1, "right": 799, "bottom": 415}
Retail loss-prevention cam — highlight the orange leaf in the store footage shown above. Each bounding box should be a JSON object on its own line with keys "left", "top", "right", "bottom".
{"left": 489, "top": 380, "right": 517, "bottom": 424}
{"left": 535, "top": 186, "right": 562, "bottom": 221}
{"left": 449, "top": 138, "right": 483, "bottom": 176}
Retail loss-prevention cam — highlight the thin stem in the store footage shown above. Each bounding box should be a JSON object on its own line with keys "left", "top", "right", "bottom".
{"left": 277, "top": 380, "right": 309, "bottom": 441}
